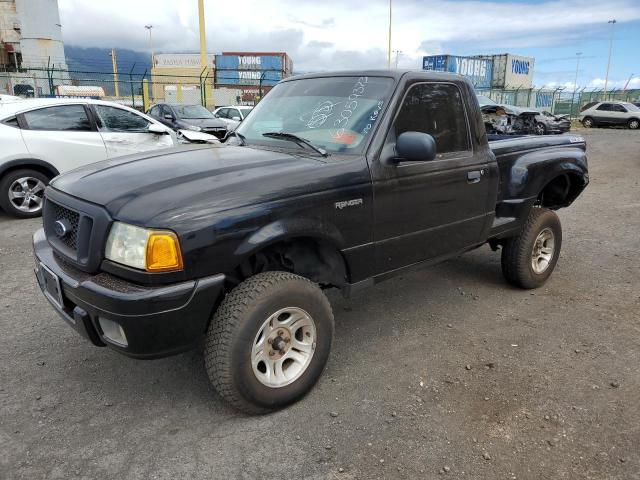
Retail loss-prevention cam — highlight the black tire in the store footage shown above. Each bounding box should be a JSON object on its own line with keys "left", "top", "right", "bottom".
{"left": 535, "top": 122, "right": 547, "bottom": 135}
{"left": 205, "top": 271, "right": 334, "bottom": 414}
{"left": 0, "top": 169, "right": 50, "bottom": 219}
{"left": 628, "top": 118, "right": 640, "bottom": 130}
{"left": 501, "top": 208, "right": 562, "bottom": 289}
{"left": 582, "top": 117, "right": 594, "bottom": 128}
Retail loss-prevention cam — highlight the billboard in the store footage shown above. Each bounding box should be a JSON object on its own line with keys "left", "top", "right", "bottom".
{"left": 215, "top": 54, "right": 287, "bottom": 86}
{"left": 422, "top": 55, "right": 493, "bottom": 88}
{"left": 154, "top": 54, "right": 215, "bottom": 69}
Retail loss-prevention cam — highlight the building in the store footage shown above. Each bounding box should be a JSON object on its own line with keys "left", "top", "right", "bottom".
{"left": 0, "top": 0, "right": 68, "bottom": 95}
{"left": 150, "top": 53, "right": 216, "bottom": 104}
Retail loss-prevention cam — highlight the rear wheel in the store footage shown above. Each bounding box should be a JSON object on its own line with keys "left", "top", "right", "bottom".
{"left": 582, "top": 117, "right": 594, "bottom": 128}
{"left": 535, "top": 122, "right": 546, "bottom": 135}
{"left": 501, "top": 208, "right": 562, "bottom": 289}
{"left": 628, "top": 118, "right": 640, "bottom": 130}
{"left": 205, "top": 271, "right": 334, "bottom": 414}
{"left": 0, "top": 169, "right": 49, "bottom": 218}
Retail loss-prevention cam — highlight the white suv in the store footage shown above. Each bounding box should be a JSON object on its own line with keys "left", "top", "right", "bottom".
{"left": 0, "top": 99, "right": 176, "bottom": 218}
{"left": 213, "top": 105, "right": 253, "bottom": 130}
{"left": 579, "top": 101, "right": 640, "bottom": 130}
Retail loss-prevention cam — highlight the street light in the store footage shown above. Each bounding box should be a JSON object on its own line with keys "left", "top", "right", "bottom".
{"left": 145, "top": 25, "right": 154, "bottom": 68}
{"left": 393, "top": 50, "right": 403, "bottom": 69}
{"left": 603, "top": 19, "right": 616, "bottom": 96}
{"left": 387, "top": 0, "right": 392, "bottom": 69}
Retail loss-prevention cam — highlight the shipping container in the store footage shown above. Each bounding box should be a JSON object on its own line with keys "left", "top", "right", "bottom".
{"left": 471, "top": 53, "right": 535, "bottom": 89}
{"left": 422, "top": 55, "right": 493, "bottom": 88}
{"left": 215, "top": 52, "right": 292, "bottom": 87}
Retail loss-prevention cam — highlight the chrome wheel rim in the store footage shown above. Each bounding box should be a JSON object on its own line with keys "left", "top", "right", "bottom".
{"left": 531, "top": 227, "right": 555, "bottom": 274}
{"left": 251, "top": 307, "right": 316, "bottom": 388}
{"left": 583, "top": 119, "right": 592, "bottom": 127}
{"left": 8, "top": 177, "right": 46, "bottom": 213}
{"left": 630, "top": 120, "right": 639, "bottom": 129}
{"left": 535, "top": 123, "right": 545, "bottom": 135}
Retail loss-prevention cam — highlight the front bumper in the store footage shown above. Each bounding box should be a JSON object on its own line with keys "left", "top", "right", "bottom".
{"left": 33, "top": 228, "right": 225, "bottom": 359}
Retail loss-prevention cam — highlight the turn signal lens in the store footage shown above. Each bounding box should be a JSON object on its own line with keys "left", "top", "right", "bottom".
{"left": 145, "top": 232, "right": 183, "bottom": 272}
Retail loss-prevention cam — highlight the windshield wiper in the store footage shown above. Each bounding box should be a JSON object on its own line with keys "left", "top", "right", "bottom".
{"left": 225, "top": 130, "right": 246, "bottom": 146}
{"left": 262, "top": 132, "right": 328, "bottom": 157}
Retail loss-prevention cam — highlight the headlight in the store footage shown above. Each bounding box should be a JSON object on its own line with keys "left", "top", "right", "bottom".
{"left": 105, "top": 222, "right": 183, "bottom": 272}
{"left": 187, "top": 125, "right": 202, "bottom": 131}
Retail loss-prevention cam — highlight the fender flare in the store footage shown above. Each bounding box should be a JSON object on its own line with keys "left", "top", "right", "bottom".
{"left": 0, "top": 158, "right": 60, "bottom": 179}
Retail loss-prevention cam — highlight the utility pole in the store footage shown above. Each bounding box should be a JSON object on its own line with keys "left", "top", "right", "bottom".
{"left": 109, "top": 48, "right": 120, "bottom": 98}
{"left": 387, "top": 0, "right": 392, "bottom": 69}
{"left": 198, "top": 0, "right": 207, "bottom": 70}
{"left": 394, "top": 50, "right": 402, "bottom": 69}
{"left": 603, "top": 19, "right": 616, "bottom": 95}
{"left": 145, "top": 25, "right": 154, "bottom": 68}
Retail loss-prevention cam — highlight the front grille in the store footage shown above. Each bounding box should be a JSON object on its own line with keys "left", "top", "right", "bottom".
{"left": 50, "top": 201, "right": 80, "bottom": 251}
{"left": 203, "top": 127, "right": 227, "bottom": 139}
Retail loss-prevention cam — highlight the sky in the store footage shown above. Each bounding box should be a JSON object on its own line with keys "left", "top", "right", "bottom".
{"left": 57, "top": 0, "right": 640, "bottom": 89}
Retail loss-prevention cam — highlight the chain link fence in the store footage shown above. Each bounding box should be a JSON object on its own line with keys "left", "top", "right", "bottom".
{"left": 3, "top": 67, "right": 639, "bottom": 118}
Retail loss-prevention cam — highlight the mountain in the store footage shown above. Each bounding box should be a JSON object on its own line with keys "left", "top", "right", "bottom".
{"left": 64, "top": 46, "right": 151, "bottom": 96}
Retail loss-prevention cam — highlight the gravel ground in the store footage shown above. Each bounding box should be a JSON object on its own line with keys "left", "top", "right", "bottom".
{"left": 1, "top": 129, "right": 639, "bottom": 480}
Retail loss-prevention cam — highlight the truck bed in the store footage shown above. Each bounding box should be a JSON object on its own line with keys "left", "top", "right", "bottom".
{"left": 487, "top": 133, "right": 587, "bottom": 239}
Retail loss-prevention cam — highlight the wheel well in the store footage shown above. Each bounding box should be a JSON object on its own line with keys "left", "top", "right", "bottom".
{"left": 229, "top": 237, "right": 349, "bottom": 290}
{"left": 538, "top": 173, "right": 583, "bottom": 209}
{"left": 0, "top": 161, "right": 59, "bottom": 181}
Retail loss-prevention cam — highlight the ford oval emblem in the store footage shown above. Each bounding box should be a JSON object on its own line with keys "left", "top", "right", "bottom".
{"left": 54, "top": 220, "right": 69, "bottom": 238}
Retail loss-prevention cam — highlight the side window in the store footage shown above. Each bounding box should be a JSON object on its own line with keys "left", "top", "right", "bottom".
{"left": 611, "top": 104, "right": 626, "bottom": 112}
{"left": 23, "top": 105, "right": 92, "bottom": 131}
{"left": 217, "top": 108, "right": 229, "bottom": 119}
{"left": 94, "top": 105, "right": 149, "bottom": 133}
{"left": 228, "top": 108, "right": 240, "bottom": 119}
{"left": 394, "top": 83, "right": 470, "bottom": 155}
{"left": 3, "top": 116, "right": 20, "bottom": 128}
{"left": 596, "top": 103, "right": 611, "bottom": 111}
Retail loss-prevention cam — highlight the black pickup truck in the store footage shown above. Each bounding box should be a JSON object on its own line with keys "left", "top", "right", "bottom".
{"left": 33, "top": 70, "right": 588, "bottom": 413}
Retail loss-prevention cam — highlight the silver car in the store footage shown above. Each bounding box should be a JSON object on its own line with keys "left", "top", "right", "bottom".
{"left": 579, "top": 101, "right": 640, "bottom": 130}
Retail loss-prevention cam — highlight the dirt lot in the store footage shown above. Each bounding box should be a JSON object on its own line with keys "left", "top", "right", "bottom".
{"left": 1, "top": 128, "right": 639, "bottom": 480}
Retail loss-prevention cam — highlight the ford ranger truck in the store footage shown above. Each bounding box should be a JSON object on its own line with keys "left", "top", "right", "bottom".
{"left": 33, "top": 70, "right": 588, "bottom": 413}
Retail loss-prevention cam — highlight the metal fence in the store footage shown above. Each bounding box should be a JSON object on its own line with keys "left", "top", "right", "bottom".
{"left": 3, "top": 67, "right": 640, "bottom": 117}
{"left": 0, "top": 66, "right": 285, "bottom": 111}
{"left": 475, "top": 85, "right": 640, "bottom": 117}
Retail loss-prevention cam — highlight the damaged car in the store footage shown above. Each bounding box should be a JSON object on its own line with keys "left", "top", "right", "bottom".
{"left": 477, "top": 95, "right": 570, "bottom": 135}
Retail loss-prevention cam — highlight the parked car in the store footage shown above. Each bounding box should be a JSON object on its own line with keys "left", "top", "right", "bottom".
{"left": 535, "top": 111, "right": 571, "bottom": 135}
{"left": 34, "top": 70, "right": 588, "bottom": 413}
{"left": 147, "top": 103, "right": 227, "bottom": 139}
{"left": 0, "top": 98, "right": 176, "bottom": 218}
{"left": 579, "top": 101, "right": 640, "bottom": 129}
{"left": 213, "top": 105, "right": 253, "bottom": 130}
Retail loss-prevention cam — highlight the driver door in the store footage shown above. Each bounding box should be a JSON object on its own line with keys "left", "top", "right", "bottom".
{"left": 92, "top": 105, "right": 174, "bottom": 157}
{"left": 370, "top": 82, "right": 494, "bottom": 273}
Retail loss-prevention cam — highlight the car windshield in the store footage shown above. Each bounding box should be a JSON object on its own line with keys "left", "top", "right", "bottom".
{"left": 173, "top": 105, "right": 214, "bottom": 119}
{"left": 476, "top": 95, "right": 497, "bottom": 106}
{"left": 235, "top": 76, "right": 394, "bottom": 154}
{"left": 239, "top": 107, "right": 253, "bottom": 116}
{"left": 624, "top": 102, "right": 640, "bottom": 111}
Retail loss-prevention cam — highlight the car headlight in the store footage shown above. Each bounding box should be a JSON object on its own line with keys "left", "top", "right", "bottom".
{"left": 187, "top": 125, "right": 202, "bottom": 131}
{"left": 105, "top": 222, "right": 183, "bottom": 272}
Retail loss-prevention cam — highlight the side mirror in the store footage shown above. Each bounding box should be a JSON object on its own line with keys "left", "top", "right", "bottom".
{"left": 163, "top": 113, "right": 174, "bottom": 121}
{"left": 231, "top": 116, "right": 241, "bottom": 121}
{"left": 394, "top": 131, "right": 436, "bottom": 162}
{"left": 148, "top": 123, "right": 169, "bottom": 134}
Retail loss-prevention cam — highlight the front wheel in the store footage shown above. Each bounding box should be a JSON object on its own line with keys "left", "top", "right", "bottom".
{"left": 205, "top": 272, "right": 334, "bottom": 414}
{"left": 0, "top": 169, "right": 50, "bottom": 218}
{"left": 535, "top": 122, "right": 546, "bottom": 135}
{"left": 501, "top": 208, "right": 562, "bottom": 289}
{"left": 582, "top": 117, "right": 594, "bottom": 128}
{"left": 628, "top": 118, "right": 640, "bottom": 130}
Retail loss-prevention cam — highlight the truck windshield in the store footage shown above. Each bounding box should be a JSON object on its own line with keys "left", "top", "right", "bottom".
{"left": 236, "top": 76, "right": 394, "bottom": 154}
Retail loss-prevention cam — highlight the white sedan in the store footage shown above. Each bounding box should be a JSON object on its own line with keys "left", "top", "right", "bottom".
{"left": 213, "top": 105, "right": 253, "bottom": 130}
{"left": 0, "top": 98, "right": 176, "bottom": 218}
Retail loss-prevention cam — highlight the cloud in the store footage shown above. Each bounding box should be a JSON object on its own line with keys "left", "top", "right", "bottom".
{"left": 57, "top": 0, "right": 640, "bottom": 81}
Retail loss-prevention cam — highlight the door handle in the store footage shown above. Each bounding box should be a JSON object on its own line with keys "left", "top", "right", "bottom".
{"left": 467, "top": 170, "right": 482, "bottom": 184}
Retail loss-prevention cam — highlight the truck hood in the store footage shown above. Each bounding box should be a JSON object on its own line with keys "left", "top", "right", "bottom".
{"left": 50, "top": 144, "right": 346, "bottom": 229}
